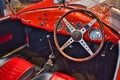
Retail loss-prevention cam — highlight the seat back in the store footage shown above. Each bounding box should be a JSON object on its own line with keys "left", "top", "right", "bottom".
{"left": 0, "top": 57, "right": 35, "bottom": 80}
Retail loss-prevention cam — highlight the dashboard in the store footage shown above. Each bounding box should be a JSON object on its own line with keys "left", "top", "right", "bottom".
{"left": 18, "top": 7, "right": 119, "bottom": 44}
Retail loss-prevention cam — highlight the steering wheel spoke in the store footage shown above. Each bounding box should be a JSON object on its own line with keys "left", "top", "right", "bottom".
{"left": 60, "top": 37, "right": 74, "bottom": 50}
{"left": 62, "top": 18, "right": 75, "bottom": 33}
{"left": 88, "top": 19, "right": 97, "bottom": 27}
{"left": 79, "top": 27, "right": 87, "bottom": 34}
{"left": 80, "top": 19, "right": 97, "bottom": 34}
{"left": 79, "top": 39, "right": 93, "bottom": 55}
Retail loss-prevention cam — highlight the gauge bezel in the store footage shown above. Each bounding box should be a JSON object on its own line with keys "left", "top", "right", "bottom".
{"left": 75, "top": 22, "right": 82, "bottom": 29}
{"left": 89, "top": 28, "right": 101, "bottom": 40}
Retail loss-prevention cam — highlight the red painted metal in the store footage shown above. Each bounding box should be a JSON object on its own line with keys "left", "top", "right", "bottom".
{"left": 117, "top": 67, "right": 120, "bottom": 80}
{"left": 9, "top": 0, "right": 118, "bottom": 44}
{"left": 18, "top": 7, "right": 119, "bottom": 44}
{"left": 50, "top": 72, "right": 76, "bottom": 80}
{"left": 0, "top": 58, "right": 34, "bottom": 80}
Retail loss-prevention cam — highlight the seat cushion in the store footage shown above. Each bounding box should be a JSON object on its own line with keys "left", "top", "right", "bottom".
{"left": 31, "top": 72, "right": 76, "bottom": 80}
{"left": 50, "top": 72, "right": 76, "bottom": 80}
{"left": 0, "top": 57, "right": 35, "bottom": 80}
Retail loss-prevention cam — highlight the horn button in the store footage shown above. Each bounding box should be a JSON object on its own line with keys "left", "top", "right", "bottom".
{"left": 71, "top": 31, "right": 82, "bottom": 41}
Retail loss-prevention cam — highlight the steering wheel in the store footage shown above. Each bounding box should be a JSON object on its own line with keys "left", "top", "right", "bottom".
{"left": 54, "top": 9, "right": 105, "bottom": 62}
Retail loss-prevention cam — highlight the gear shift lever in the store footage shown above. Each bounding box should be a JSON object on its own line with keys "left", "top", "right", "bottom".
{"left": 45, "top": 35, "right": 55, "bottom": 67}
{"left": 36, "top": 35, "right": 55, "bottom": 75}
{"left": 46, "top": 35, "right": 54, "bottom": 59}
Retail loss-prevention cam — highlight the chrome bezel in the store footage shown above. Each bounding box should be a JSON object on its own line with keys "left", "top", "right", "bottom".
{"left": 75, "top": 22, "right": 82, "bottom": 29}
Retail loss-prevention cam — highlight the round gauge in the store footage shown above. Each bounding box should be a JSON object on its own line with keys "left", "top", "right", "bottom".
{"left": 89, "top": 28, "right": 101, "bottom": 40}
{"left": 75, "top": 22, "right": 82, "bottom": 29}
{"left": 55, "top": 21, "right": 63, "bottom": 31}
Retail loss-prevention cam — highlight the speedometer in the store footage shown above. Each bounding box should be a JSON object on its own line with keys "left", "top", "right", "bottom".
{"left": 89, "top": 28, "right": 101, "bottom": 40}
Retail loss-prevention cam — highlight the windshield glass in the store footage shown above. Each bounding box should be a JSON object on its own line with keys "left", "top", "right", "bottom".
{"left": 54, "top": 0, "right": 102, "bottom": 8}
{"left": 65, "top": 0, "right": 103, "bottom": 7}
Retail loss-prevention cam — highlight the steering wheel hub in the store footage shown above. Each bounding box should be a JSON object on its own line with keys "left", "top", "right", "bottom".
{"left": 71, "top": 31, "right": 82, "bottom": 41}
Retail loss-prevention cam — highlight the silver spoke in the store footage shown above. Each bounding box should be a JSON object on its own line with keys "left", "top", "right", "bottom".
{"left": 88, "top": 19, "right": 97, "bottom": 27}
{"left": 60, "top": 37, "right": 74, "bottom": 50}
{"left": 79, "top": 39, "right": 93, "bottom": 55}
{"left": 79, "top": 19, "right": 97, "bottom": 34}
{"left": 80, "top": 27, "right": 87, "bottom": 34}
{"left": 63, "top": 18, "right": 75, "bottom": 33}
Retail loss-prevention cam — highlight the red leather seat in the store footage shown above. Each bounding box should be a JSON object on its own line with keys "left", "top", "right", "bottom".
{"left": 50, "top": 72, "right": 76, "bottom": 80}
{"left": 0, "top": 57, "right": 76, "bottom": 80}
{"left": 0, "top": 57, "right": 35, "bottom": 80}
{"left": 31, "top": 72, "right": 76, "bottom": 80}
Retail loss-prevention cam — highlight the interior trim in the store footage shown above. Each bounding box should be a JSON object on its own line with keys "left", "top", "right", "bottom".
{"left": 0, "top": 33, "right": 13, "bottom": 44}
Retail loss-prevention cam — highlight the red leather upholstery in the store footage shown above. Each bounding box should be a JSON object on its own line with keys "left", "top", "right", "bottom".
{"left": 0, "top": 57, "right": 34, "bottom": 80}
{"left": 0, "top": 33, "right": 12, "bottom": 44}
{"left": 50, "top": 72, "right": 76, "bottom": 80}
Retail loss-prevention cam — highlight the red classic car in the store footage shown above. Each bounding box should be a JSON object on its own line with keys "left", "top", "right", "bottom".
{"left": 0, "top": 0, "right": 120, "bottom": 80}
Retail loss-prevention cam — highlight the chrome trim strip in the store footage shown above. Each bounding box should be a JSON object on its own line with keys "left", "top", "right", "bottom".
{"left": 0, "top": 16, "right": 10, "bottom": 22}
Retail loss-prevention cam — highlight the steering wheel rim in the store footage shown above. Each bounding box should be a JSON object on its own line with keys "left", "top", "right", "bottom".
{"left": 54, "top": 9, "right": 105, "bottom": 62}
